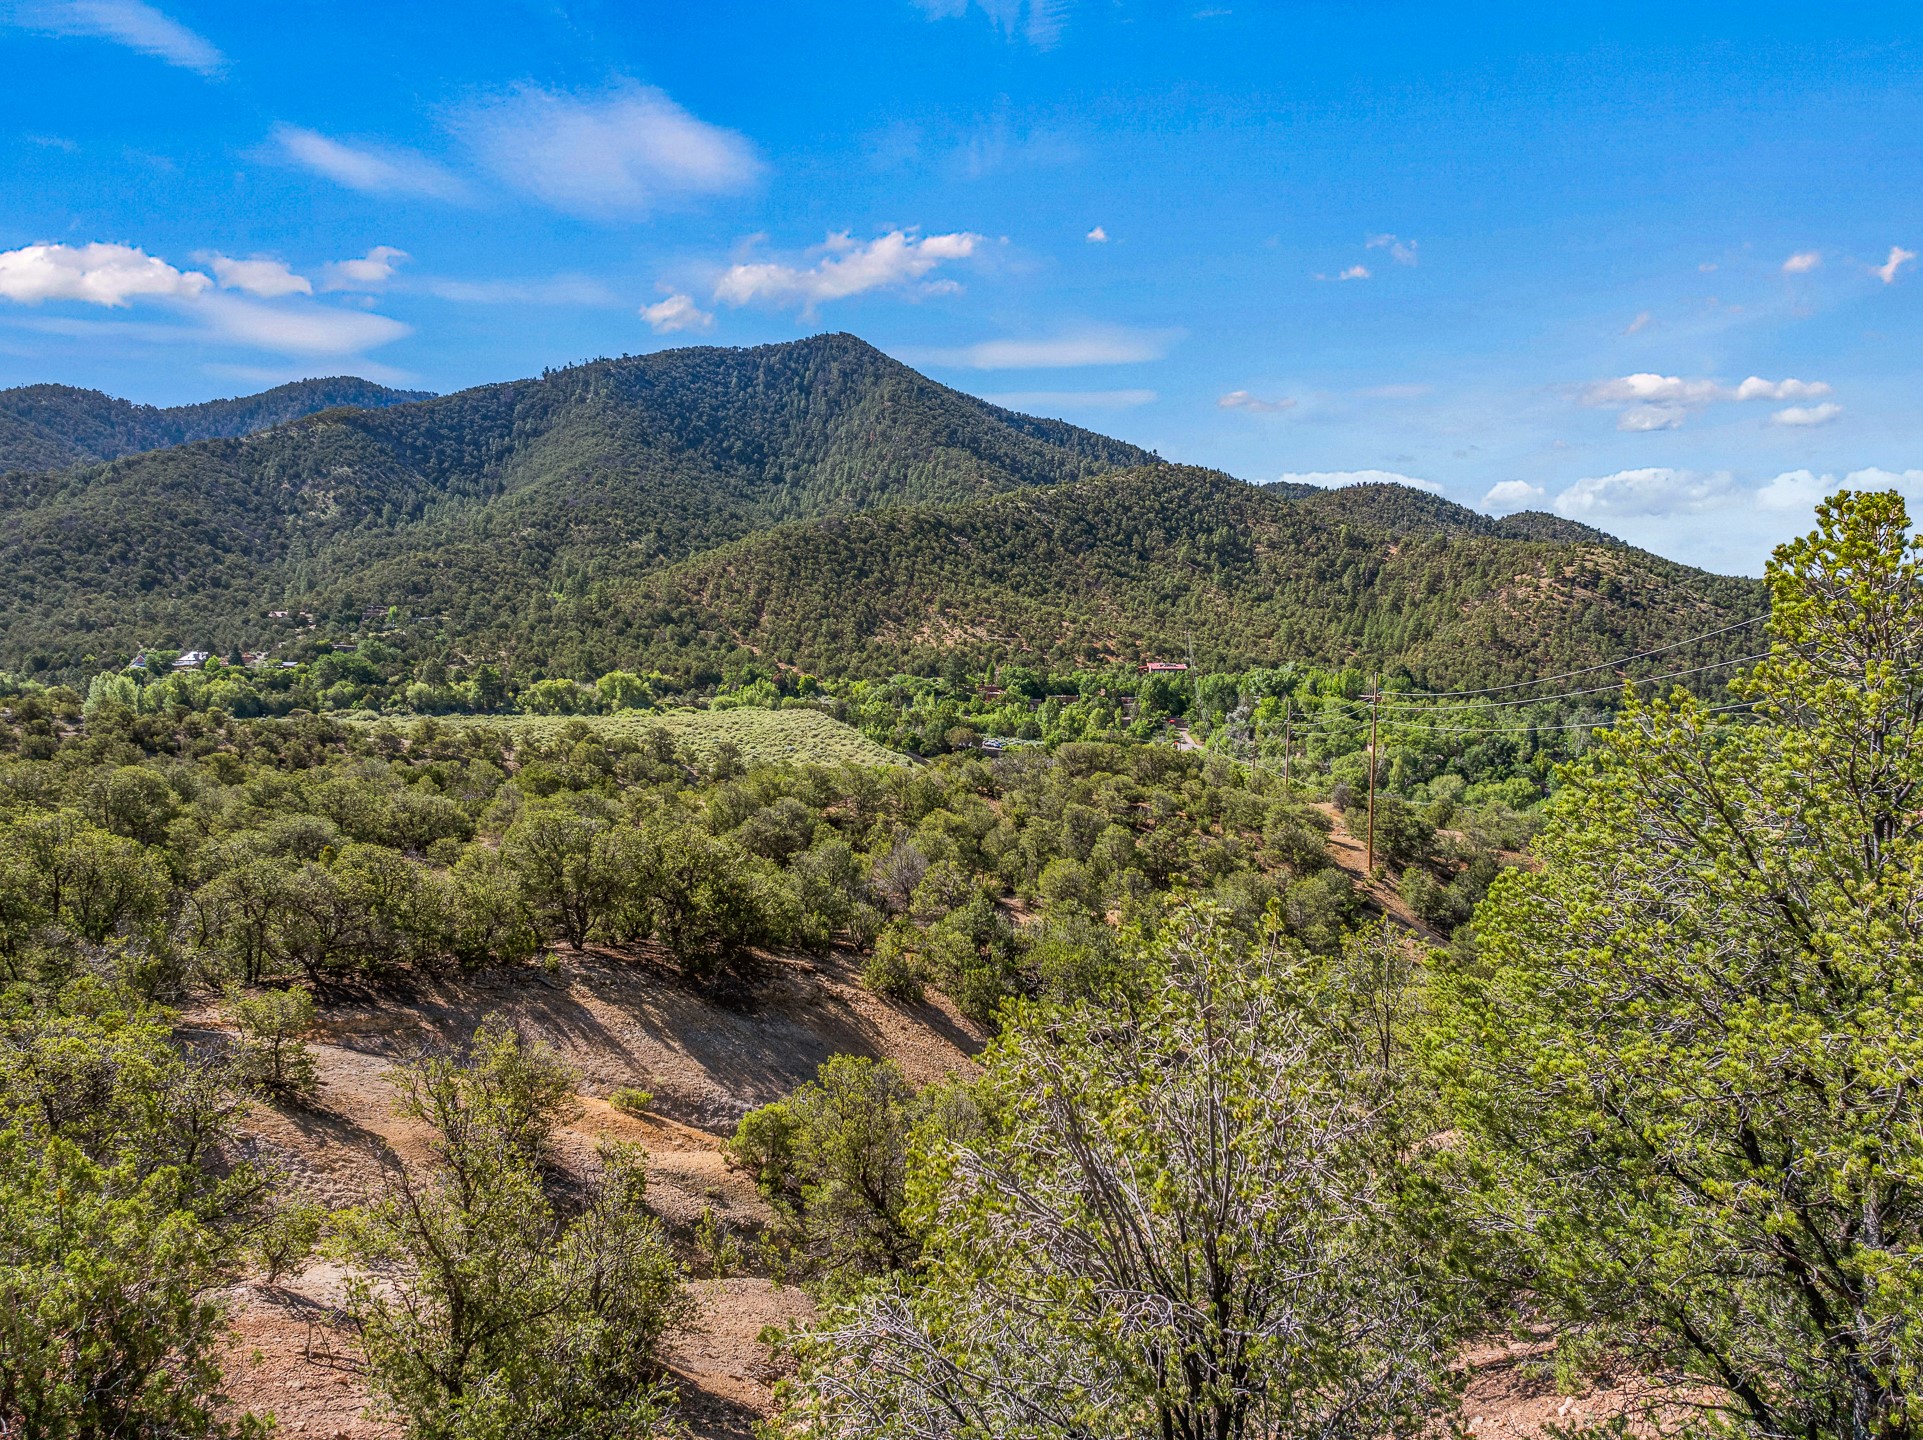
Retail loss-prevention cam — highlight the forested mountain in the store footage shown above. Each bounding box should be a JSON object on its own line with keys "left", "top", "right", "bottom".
{"left": 607, "top": 467, "right": 1761, "bottom": 688}
{"left": 0, "top": 376, "right": 431, "bottom": 474}
{"left": 0, "top": 334, "right": 1759, "bottom": 686}
{"left": 0, "top": 335, "right": 1151, "bottom": 671}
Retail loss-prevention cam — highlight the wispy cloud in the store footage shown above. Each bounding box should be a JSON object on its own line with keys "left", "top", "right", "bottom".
{"left": 1581, "top": 372, "right": 1833, "bottom": 430}
{"left": 1366, "top": 233, "right": 1419, "bottom": 266}
{"left": 209, "top": 254, "right": 311, "bottom": 298}
{"left": 458, "top": 82, "right": 760, "bottom": 219}
{"left": 274, "top": 125, "right": 472, "bottom": 202}
{"left": 1274, "top": 469, "right": 1442, "bottom": 494}
{"left": 1770, "top": 401, "right": 1843, "bottom": 428}
{"left": 0, "top": 240, "right": 408, "bottom": 358}
{"left": 1482, "top": 480, "right": 1545, "bottom": 513}
{"left": 1781, "top": 250, "right": 1821, "bottom": 274}
{"left": 424, "top": 273, "right": 614, "bottom": 306}
{"left": 1218, "top": 389, "right": 1294, "bottom": 413}
{"left": 983, "top": 388, "right": 1156, "bottom": 411}
{"left": 192, "top": 292, "right": 408, "bottom": 356}
{"left": 641, "top": 293, "right": 714, "bottom": 333}
{"left": 1623, "top": 310, "right": 1651, "bottom": 335}
{"left": 911, "top": 0, "right": 1065, "bottom": 48}
{"left": 1554, "top": 467, "right": 1734, "bottom": 519}
{"left": 915, "top": 325, "right": 1176, "bottom": 369}
{"left": 1315, "top": 264, "right": 1370, "bottom": 282}
{"left": 1085, "top": 226, "right": 1108, "bottom": 243}
{"left": 12, "top": 0, "right": 223, "bottom": 74}
{"left": 319, "top": 246, "right": 408, "bottom": 292}
{"left": 1875, "top": 245, "right": 1917, "bottom": 284}
{"left": 714, "top": 229, "right": 982, "bottom": 314}
{"left": 1758, "top": 467, "right": 1923, "bottom": 512}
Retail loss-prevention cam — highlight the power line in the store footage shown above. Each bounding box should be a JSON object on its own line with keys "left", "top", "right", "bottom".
{"left": 1254, "top": 697, "right": 1760, "bottom": 742}
{"left": 1371, "top": 649, "right": 1772, "bottom": 714}
{"left": 1395, "top": 614, "right": 1768, "bottom": 699}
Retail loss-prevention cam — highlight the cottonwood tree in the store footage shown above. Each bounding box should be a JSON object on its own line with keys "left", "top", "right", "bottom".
{"left": 781, "top": 910, "right": 1463, "bottom": 1440}
{"left": 1425, "top": 488, "right": 1923, "bottom": 1438}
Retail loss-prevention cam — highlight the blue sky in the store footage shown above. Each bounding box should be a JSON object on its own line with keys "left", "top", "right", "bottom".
{"left": 2, "top": 0, "right": 1920, "bottom": 574}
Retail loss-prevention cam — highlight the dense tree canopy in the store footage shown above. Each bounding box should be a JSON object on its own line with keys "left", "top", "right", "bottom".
{"left": 1425, "top": 489, "right": 1923, "bottom": 1437}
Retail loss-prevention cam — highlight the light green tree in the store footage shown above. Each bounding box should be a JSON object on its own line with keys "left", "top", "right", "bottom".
{"left": 1424, "top": 488, "right": 1923, "bottom": 1437}
{"left": 337, "top": 1018, "right": 689, "bottom": 1440}
{"left": 225, "top": 984, "right": 320, "bottom": 1101}
{"left": 0, "top": 998, "right": 273, "bottom": 1437}
{"left": 729, "top": 1054, "right": 924, "bottom": 1281}
{"left": 781, "top": 909, "right": 1461, "bottom": 1440}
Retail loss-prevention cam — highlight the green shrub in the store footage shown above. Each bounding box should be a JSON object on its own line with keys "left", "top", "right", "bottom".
{"left": 609, "top": 1087, "right": 653, "bottom": 1118}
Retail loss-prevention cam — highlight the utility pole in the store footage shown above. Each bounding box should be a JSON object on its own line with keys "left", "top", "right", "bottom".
{"left": 1282, "top": 696, "right": 1292, "bottom": 786}
{"left": 1365, "top": 673, "right": 1380, "bottom": 876}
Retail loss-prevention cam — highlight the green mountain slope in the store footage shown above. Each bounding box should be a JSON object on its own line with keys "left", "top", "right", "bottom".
{"left": 608, "top": 466, "right": 1761, "bottom": 689}
{"left": 0, "top": 376, "right": 432, "bottom": 474}
{"left": 0, "top": 335, "right": 1151, "bottom": 670}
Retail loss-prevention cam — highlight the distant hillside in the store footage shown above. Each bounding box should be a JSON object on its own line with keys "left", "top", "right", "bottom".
{"left": 0, "top": 376, "right": 432, "bottom": 473}
{"left": 0, "top": 335, "right": 1762, "bottom": 689}
{"left": 0, "top": 335, "right": 1152, "bottom": 671}
{"left": 610, "top": 466, "right": 1761, "bottom": 689}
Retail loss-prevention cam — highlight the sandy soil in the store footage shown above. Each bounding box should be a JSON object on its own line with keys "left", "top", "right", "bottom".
{"left": 206, "top": 938, "right": 1697, "bottom": 1439}
{"left": 209, "top": 944, "right": 978, "bottom": 1437}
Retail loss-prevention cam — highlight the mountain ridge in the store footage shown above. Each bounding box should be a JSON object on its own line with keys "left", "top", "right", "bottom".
{"left": 0, "top": 334, "right": 1761, "bottom": 688}
{"left": 0, "top": 375, "right": 434, "bottom": 474}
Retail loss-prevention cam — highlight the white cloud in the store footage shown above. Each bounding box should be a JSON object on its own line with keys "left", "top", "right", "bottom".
{"left": 1365, "top": 233, "right": 1418, "bottom": 265}
{"left": 274, "top": 126, "right": 471, "bottom": 202}
{"left": 915, "top": 326, "right": 1175, "bottom": 369}
{"left": 1770, "top": 401, "right": 1843, "bottom": 428}
{"left": 1085, "top": 226, "right": 1108, "bottom": 243}
{"left": 0, "top": 241, "right": 210, "bottom": 305}
{"left": 0, "top": 239, "right": 407, "bottom": 359}
{"left": 1553, "top": 467, "right": 1735, "bottom": 519}
{"left": 460, "top": 82, "right": 760, "bottom": 219}
{"left": 983, "top": 389, "right": 1156, "bottom": 411}
{"left": 13, "top": 0, "right": 223, "bottom": 73}
{"left": 1623, "top": 310, "right": 1651, "bottom": 335}
{"left": 1758, "top": 467, "right": 1923, "bottom": 513}
{"left": 1274, "top": 469, "right": 1443, "bottom": 494}
{"left": 1482, "top": 480, "right": 1545, "bottom": 513}
{"left": 1582, "top": 371, "right": 1834, "bottom": 430}
{"left": 641, "top": 293, "right": 714, "bottom": 333}
{"left": 1731, "top": 376, "right": 1830, "bottom": 401}
{"left": 715, "top": 230, "right": 983, "bottom": 313}
{"left": 1876, "top": 245, "right": 1917, "bottom": 284}
{"left": 209, "top": 254, "right": 311, "bottom": 298}
{"left": 1618, "top": 404, "right": 1687, "bottom": 432}
{"left": 1782, "top": 250, "right": 1822, "bottom": 274}
{"left": 193, "top": 293, "right": 409, "bottom": 356}
{"left": 1582, "top": 373, "right": 1727, "bottom": 407}
{"left": 1218, "top": 389, "right": 1295, "bottom": 413}
{"left": 319, "top": 246, "right": 408, "bottom": 292}
{"left": 1328, "top": 264, "right": 1370, "bottom": 281}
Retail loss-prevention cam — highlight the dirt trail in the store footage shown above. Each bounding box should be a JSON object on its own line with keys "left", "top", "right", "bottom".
{"left": 1310, "top": 799, "right": 1442, "bottom": 940}
{"left": 212, "top": 946, "right": 981, "bottom": 1438}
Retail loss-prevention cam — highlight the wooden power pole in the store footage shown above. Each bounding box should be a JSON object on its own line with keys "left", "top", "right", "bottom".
{"left": 1365, "top": 673, "right": 1380, "bottom": 875}
{"left": 1282, "top": 696, "right": 1292, "bottom": 786}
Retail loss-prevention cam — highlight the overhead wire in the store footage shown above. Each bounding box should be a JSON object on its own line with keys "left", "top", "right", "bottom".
{"left": 1392, "top": 613, "right": 1768, "bottom": 699}
{"left": 1370, "top": 649, "right": 1773, "bottom": 714}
